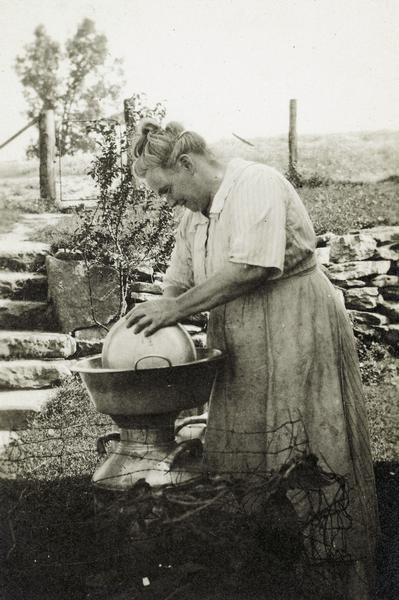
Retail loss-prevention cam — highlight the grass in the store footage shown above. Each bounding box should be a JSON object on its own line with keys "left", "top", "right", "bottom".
{"left": 301, "top": 180, "right": 399, "bottom": 235}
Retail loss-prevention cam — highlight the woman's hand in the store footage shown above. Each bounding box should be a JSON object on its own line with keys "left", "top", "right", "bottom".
{"left": 125, "top": 297, "right": 181, "bottom": 336}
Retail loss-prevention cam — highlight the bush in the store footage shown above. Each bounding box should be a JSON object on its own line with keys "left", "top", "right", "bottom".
{"left": 66, "top": 101, "right": 175, "bottom": 318}
{"left": 356, "top": 338, "right": 394, "bottom": 386}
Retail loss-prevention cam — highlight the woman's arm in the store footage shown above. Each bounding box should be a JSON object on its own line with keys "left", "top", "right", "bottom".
{"left": 125, "top": 262, "right": 273, "bottom": 335}
{"left": 163, "top": 285, "right": 186, "bottom": 298}
{"left": 175, "top": 262, "right": 273, "bottom": 315}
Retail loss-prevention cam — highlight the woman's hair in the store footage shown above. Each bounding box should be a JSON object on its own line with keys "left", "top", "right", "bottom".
{"left": 133, "top": 118, "right": 209, "bottom": 177}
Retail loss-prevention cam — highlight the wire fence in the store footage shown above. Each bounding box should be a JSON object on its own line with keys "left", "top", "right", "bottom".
{"left": 56, "top": 117, "right": 124, "bottom": 203}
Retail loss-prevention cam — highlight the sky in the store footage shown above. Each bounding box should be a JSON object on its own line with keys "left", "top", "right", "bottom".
{"left": 0, "top": 0, "right": 398, "bottom": 159}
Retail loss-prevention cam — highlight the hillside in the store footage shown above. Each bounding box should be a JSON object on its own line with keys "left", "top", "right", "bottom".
{"left": 212, "top": 129, "right": 399, "bottom": 182}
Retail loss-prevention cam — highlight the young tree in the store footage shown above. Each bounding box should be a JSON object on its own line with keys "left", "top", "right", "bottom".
{"left": 15, "top": 18, "right": 125, "bottom": 157}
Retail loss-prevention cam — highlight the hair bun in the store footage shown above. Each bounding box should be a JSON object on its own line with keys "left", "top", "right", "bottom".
{"left": 164, "top": 121, "right": 185, "bottom": 138}
{"left": 138, "top": 117, "right": 161, "bottom": 137}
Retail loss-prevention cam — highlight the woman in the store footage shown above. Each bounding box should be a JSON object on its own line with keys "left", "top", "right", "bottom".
{"left": 126, "top": 120, "right": 379, "bottom": 598}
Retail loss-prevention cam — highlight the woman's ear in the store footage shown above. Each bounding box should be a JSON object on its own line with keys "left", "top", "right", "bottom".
{"left": 177, "top": 154, "right": 195, "bottom": 174}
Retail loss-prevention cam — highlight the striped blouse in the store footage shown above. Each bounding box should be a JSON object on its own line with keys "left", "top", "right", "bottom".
{"left": 164, "top": 158, "right": 316, "bottom": 290}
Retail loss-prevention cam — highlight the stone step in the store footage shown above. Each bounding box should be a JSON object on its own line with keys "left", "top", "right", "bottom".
{"left": 0, "top": 331, "right": 76, "bottom": 360}
{"left": 0, "top": 271, "right": 47, "bottom": 300}
{"left": 0, "top": 388, "right": 54, "bottom": 429}
{"left": 0, "top": 241, "right": 50, "bottom": 272}
{"left": 130, "top": 281, "right": 163, "bottom": 294}
{"left": 0, "top": 299, "right": 56, "bottom": 330}
{"left": 0, "top": 359, "right": 72, "bottom": 390}
{"left": 58, "top": 199, "right": 97, "bottom": 213}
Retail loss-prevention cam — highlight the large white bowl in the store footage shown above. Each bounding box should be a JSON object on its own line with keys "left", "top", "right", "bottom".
{"left": 102, "top": 319, "right": 197, "bottom": 370}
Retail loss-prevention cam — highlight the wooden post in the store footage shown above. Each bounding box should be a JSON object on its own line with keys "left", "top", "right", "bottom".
{"left": 39, "top": 109, "right": 56, "bottom": 205}
{"left": 288, "top": 99, "right": 298, "bottom": 180}
{"left": 124, "top": 96, "right": 137, "bottom": 170}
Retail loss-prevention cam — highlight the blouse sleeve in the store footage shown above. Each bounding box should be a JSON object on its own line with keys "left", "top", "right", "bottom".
{"left": 164, "top": 217, "right": 194, "bottom": 291}
{"left": 228, "top": 166, "right": 287, "bottom": 277}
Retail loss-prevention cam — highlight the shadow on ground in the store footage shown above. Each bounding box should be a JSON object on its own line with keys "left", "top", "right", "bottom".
{"left": 0, "top": 461, "right": 397, "bottom": 600}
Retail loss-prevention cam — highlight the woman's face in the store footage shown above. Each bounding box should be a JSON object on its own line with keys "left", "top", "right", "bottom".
{"left": 145, "top": 162, "right": 211, "bottom": 214}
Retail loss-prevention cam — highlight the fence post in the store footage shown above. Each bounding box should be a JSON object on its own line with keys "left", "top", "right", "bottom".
{"left": 124, "top": 96, "right": 136, "bottom": 171}
{"left": 288, "top": 99, "right": 300, "bottom": 183}
{"left": 39, "top": 109, "right": 56, "bottom": 206}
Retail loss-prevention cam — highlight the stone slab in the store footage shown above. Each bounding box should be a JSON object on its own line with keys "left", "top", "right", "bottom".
{"left": 129, "top": 282, "right": 163, "bottom": 294}
{"left": 0, "top": 388, "right": 54, "bottom": 429}
{"left": 370, "top": 275, "right": 399, "bottom": 287}
{"left": 0, "top": 271, "right": 47, "bottom": 301}
{"left": 131, "top": 264, "right": 154, "bottom": 281}
{"left": 326, "top": 260, "right": 391, "bottom": 282}
{"left": 58, "top": 199, "right": 97, "bottom": 213}
{"left": 22, "top": 212, "right": 67, "bottom": 224}
{"left": 74, "top": 326, "right": 107, "bottom": 340}
{"left": 348, "top": 310, "right": 389, "bottom": 327}
{"left": 73, "top": 326, "right": 106, "bottom": 357}
{"left": 374, "top": 242, "right": 399, "bottom": 261}
{"left": 352, "top": 322, "right": 388, "bottom": 339}
{"left": 329, "top": 233, "right": 377, "bottom": 263}
{"left": 344, "top": 287, "right": 380, "bottom": 310}
{"left": 380, "top": 286, "right": 399, "bottom": 301}
{"left": 352, "top": 226, "right": 399, "bottom": 244}
{"left": 130, "top": 292, "right": 161, "bottom": 303}
{"left": 0, "top": 241, "right": 50, "bottom": 272}
{"left": 0, "top": 360, "right": 71, "bottom": 390}
{"left": 46, "top": 256, "right": 120, "bottom": 333}
{"left": 54, "top": 249, "right": 84, "bottom": 261}
{"left": 75, "top": 338, "right": 104, "bottom": 357}
{"left": 0, "top": 299, "right": 56, "bottom": 331}
{"left": 315, "top": 247, "right": 331, "bottom": 265}
{"left": 378, "top": 300, "right": 399, "bottom": 323}
{"left": 316, "top": 232, "right": 336, "bottom": 247}
{"left": 334, "top": 278, "right": 366, "bottom": 289}
{"left": 0, "top": 331, "right": 76, "bottom": 360}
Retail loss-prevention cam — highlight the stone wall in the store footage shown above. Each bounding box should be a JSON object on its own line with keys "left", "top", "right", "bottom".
{"left": 316, "top": 225, "right": 399, "bottom": 347}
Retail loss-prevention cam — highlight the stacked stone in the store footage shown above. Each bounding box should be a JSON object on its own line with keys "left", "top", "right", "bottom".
{"left": 316, "top": 226, "right": 399, "bottom": 347}
{"left": 0, "top": 242, "right": 76, "bottom": 434}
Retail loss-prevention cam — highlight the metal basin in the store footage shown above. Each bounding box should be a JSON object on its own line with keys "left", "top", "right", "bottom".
{"left": 72, "top": 348, "right": 225, "bottom": 416}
